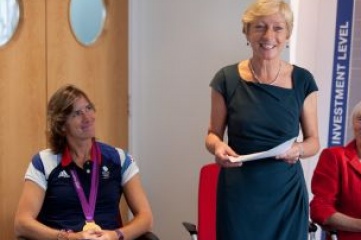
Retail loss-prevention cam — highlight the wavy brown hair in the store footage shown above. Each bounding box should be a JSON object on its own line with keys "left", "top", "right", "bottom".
{"left": 47, "top": 85, "right": 95, "bottom": 154}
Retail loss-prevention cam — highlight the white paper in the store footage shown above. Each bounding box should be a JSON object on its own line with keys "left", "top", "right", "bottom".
{"left": 228, "top": 137, "right": 297, "bottom": 163}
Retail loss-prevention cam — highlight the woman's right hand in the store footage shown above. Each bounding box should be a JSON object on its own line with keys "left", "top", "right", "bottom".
{"left": 214, "top": 141, "right": 242, "bottom": 168}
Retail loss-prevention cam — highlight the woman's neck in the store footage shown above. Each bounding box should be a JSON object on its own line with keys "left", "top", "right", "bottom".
{"left": 249, "top": 58, "right": 282, "bottom": 85}
{"left": 68, "top": 140, "right": 93, "bottom": 167}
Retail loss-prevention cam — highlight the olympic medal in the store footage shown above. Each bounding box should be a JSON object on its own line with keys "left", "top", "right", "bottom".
{"left": 83, "top": 221, "right": 102, "bottom": 231}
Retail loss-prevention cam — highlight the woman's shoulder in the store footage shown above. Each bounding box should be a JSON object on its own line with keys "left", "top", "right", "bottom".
{"left": 291, "top": 64, "right": 314, "bottom": 79}
{"left": 218, "top": 62, "right": 239, "bottom": 71}
{"left": 321, "top": 145, "right": 346, "bottom": 155}
{"left": 291, "top": 64, "right": 318, "bottom": 93}
{"left": 320, "top": 141, "right": 355, "bottom": 161}
{"left": 97, "top": 141, "right": 116, "bottom": 151}
{"left": 211, "top": 62, "right": 240, "bottom": 94}
{"left": 27, "top": 149, "right": 59, "bottom": 184}
{"left": 97, "top": 141, "right": 129, "bottom": 162}
{"left": 213, "top": 63, "right": 239, "bottom": 79}
{"left": 35, "top": 149, "right": 59, "bottom": 165}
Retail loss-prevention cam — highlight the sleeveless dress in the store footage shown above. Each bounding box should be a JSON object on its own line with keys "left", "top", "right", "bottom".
{"left": 210, "top": 63, "right": 318, "bottom": 240}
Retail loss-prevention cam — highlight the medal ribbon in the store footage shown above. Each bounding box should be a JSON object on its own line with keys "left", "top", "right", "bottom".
{"left": 69, "top": 141, "right": 101, "bottom": 222}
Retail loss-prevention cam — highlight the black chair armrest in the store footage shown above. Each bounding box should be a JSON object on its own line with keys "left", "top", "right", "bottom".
{"left": 135, "top": 231, "right": 160, "bottom": 240}
{"left": 182, "top": 221, "right": 198, "bottom": 235}
{"left": 309, "top": 222, "right": 318, "bottom": 233}
{"left": 308, "top": 222, "right": 338, "bottom": 240}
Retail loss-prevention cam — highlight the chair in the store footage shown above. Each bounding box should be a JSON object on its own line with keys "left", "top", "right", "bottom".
{"left": 135, "top": 232, "right": 159, "bottom": 240}
{"left": 309, "top": 222, "right": 318, "bottom": 240}
{"left": 182, "top": 163, "right": 333, "bottom": 240}
{"left": 183, "top": 163, "right": 220, "bottom": 240}
{"left": 309, "top": 223, "right": 339, "bottom": 240}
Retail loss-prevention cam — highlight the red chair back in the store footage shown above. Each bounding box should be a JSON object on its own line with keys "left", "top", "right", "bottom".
{"left": 197, "top": 163, "right": 220, "bottom": 240}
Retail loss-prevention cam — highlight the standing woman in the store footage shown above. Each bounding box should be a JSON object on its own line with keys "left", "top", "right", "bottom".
{"left": 205, "top": 0, "right": 319, "bottom": 239}
{"left": 15, "top": 85, "right": 153, "bottom": 240}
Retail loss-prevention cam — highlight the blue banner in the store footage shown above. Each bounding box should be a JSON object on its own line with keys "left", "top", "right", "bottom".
{"left": 327, "top": 0, "right": 354, "bottom": 147}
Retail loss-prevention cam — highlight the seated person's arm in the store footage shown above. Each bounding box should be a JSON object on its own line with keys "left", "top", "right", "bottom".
{"left": 14, "top": 180, "right": 93, "bottom": 240}
{"left": 324, "top": 212, "right": 361, "bottom": 232}
{"left": 119, "top": 173, "right": 153, "bottom": 240}
{"left": 14, "top": 180, "right": 60, "bottom": 240}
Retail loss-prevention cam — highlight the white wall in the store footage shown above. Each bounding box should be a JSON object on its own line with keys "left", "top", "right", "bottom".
{"left": 292, "top": 1, "right": 337, "bottom": 238}
{"left": 130, "top": 1, "right": 250, "bottom": 239}
{"left": 292, "top": 0, "right": 337, "bottom": 195}
{"left": 130, "top": 0, "right": 336, "bottom": 239}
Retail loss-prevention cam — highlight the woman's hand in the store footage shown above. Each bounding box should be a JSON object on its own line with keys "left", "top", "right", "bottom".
{"left": 214, "top": 141, "right": 242, "bottom": 168}
{"left": 275, "top": 143, "right": 302, "bottom": 164}
{"left": 67, "top": 229, "right": 102, "bottom": 239}
{"left": 70, "top": 229, "right": 119, "bottom": 240}
{"left": 68, "top": 229, "right": 122, "bottom": 240}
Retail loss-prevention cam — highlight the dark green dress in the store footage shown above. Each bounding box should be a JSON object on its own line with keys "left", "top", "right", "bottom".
{"left": 210, "top": 64, "right": 318, "bottom": 240}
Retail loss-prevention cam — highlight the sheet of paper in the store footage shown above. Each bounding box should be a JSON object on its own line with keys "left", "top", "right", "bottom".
{"left": 228, "top": 137, "right": 297, "bottom": 163}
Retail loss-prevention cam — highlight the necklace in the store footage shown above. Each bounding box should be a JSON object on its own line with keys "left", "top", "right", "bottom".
{"left": 249, "top": 59, "right": 282, "bottom": 85}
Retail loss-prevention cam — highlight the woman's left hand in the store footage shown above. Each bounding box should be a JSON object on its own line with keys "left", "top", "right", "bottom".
{"left": 275, "top": 143, "right": 302, "bottom": 164}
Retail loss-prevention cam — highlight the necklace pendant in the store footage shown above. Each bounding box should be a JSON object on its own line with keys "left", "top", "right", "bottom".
{"left": 249, "top": 59, "right": 282, "bottom": 85}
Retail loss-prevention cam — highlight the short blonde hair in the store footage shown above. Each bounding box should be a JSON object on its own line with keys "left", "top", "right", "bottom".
{"left": 351, "top": 101, "right": 361, "bottom": 122}
{"left": 242, "top": 0, "right": 293, "bottom": 37}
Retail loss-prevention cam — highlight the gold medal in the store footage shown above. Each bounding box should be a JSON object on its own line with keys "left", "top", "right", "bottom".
{"left": 83, "top": 221, "right": 102, "bottom": 231}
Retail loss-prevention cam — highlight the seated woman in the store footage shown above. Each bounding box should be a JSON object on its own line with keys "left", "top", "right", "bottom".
{"left": 310, "top": 100, "right": 361, "bottom": 240}
{"left": 14, "top": 85, "right": 153, "bottom": 240}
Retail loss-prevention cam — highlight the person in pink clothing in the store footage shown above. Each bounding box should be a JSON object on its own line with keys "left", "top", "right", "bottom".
{"left": 310, "top": 100, "right": 361, "bottom": 240}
